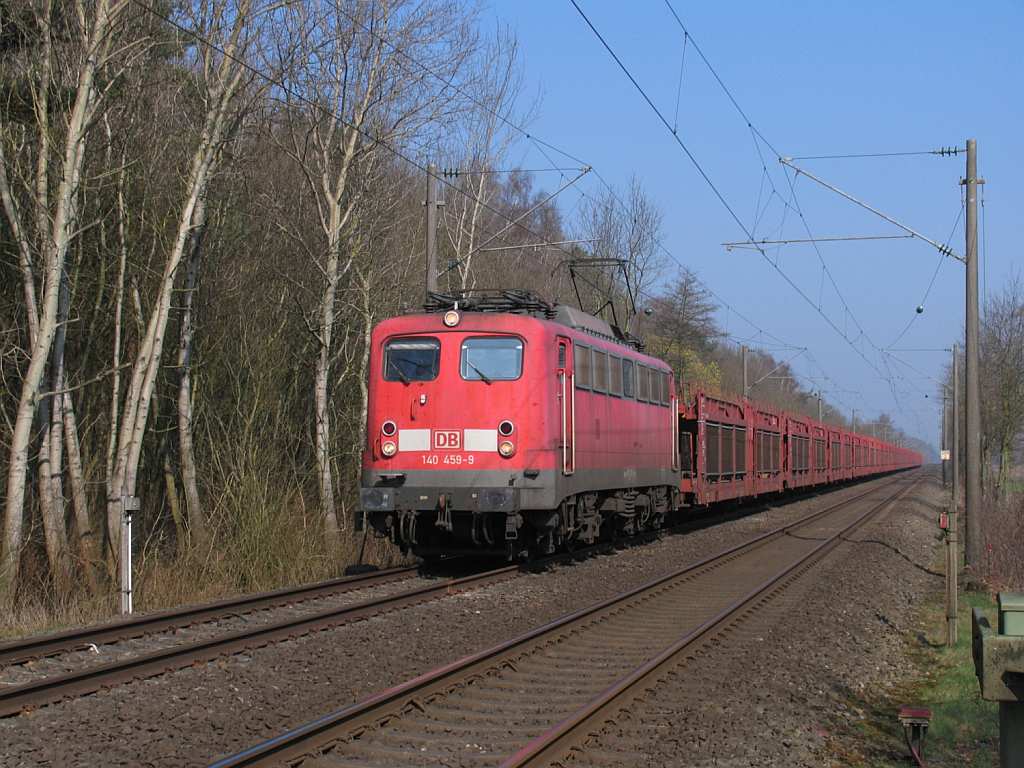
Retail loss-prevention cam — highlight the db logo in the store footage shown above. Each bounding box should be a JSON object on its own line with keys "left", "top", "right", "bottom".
{"left": 434, "top": 430, "right": 461, "bottom": 449}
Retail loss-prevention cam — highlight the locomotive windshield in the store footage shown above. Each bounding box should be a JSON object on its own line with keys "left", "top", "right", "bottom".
{"left": 384, "top": 337, "right": 440, "bottom": 382}
{"left": 460, "top": 336, "right": 523, "bottom": 381}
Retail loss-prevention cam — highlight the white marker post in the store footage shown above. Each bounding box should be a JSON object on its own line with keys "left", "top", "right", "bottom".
{"left": 120, "top": 489, "right": 140, "bottom": 615}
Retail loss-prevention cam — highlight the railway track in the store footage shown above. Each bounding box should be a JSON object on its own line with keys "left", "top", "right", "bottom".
{"left": 209, "top": 471, "right": 920, "bottom": 768}
{"left": 0, "top": 563, "right": 521, "bottom": 718}
{"left": 0, "top": 564, "right": 422, "bottom": 667}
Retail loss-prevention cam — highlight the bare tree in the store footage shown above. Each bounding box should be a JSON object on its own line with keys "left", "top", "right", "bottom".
{"left": 107, "top": 0, "right": 267, "bottom": 572}
{"left": 440, "top": 26, "right": 532, "bottom": 290}
{"left": 980, "top": 275, "right": 1024, "bottom": 496}
{"left": 175, "top": 194, "right": 210, "bottom": 549}
{"left": 574, "top": 177, "right": 665, "bottom": 331}
{"left": 270, "top": 0, "right": 477, "bottom": 540}
{"left": 1, "top": 0, "right": 130, "bottom": 606}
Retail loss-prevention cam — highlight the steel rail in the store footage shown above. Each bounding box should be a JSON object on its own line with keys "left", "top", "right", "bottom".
{"left": 0, "top": 565, "right": 522, "bottom": 718}
{"left": 208, "top": 471, "right": 916, "bottom": 768}
{"left": 0, "top": 565, "right": 421, "bottom": 667}
{"left": 500, "top": 474, "right": 923, "bottom": 767}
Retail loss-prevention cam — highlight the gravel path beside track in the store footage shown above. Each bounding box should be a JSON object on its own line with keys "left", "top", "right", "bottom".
{"left": 0, "top": 475, "right": 934, "bottom": 767}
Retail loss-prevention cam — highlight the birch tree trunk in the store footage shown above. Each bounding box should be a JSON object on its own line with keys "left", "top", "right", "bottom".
{"left": 176, "top": 196, "right": 210, "bottom": 548}
{"left": 285, "top": 8, "right": 383, "bottom": 541}
{"left": 63, "top": 391, "right": 100, "bottom": 593}
{"left": 312, "top": 156, "right": 364, "bottom": 540}
{"left": 315, "top": 225, "right": 341, "bottom": 538}
{"left": 106, "top": 144, "right": 130, "bottom": 496}
{"left": 40, "top": 268, "right": 73, "bottom": 594}
{"left": 357, "top": 268, "right": 374, "bottom": 451}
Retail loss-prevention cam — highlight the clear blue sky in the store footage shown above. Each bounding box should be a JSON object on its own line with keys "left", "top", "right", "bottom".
{"left": 483, "top": 1, "right": 1022, "bottom": 449}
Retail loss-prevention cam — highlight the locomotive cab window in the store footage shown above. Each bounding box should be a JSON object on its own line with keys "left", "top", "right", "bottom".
{"left": 384, "top": 337, "right": 440, "bottom": 382}
{"left": 460, "top": 337, "right": 523, "bottom": 381}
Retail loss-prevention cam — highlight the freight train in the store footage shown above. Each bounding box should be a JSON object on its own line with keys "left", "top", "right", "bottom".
{"left": 359, "top": 291, "right": 921, "bottom": 559}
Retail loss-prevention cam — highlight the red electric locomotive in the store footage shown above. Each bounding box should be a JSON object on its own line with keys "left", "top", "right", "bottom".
{"left": 360, "top": 291, "right": 677, "bottom": 558}
{"left": 360, "top": 291, "right": 921, "bottom": 559}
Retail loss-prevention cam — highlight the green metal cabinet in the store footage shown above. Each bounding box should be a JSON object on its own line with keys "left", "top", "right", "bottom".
{"left": 999, "top": 593, "right": 1024, "bottom": 635}
{"left": 973, "top": 593, "right": 1024, "bottom": 768}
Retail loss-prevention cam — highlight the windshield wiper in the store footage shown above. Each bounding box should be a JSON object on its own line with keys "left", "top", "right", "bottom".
{"left": 389, "top": 364, "right": 411, "bottom": 385}
{"left": 466, "top": 361, "right": 492, "bottom": 385}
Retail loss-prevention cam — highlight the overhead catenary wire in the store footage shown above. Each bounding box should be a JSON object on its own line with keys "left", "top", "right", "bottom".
{"left": 653, "top": 0, "right": 948, "bottom": 434}
{"left": 567, "top": 0, "right": 757, "bottom": 252}
{"left": 884, "top": 349, "right": 948, "bottom": 389}
{"left": 441, "top": 166, "right": 592, "bottom": 274}
{"left": 785, "top": 164, "right": 890, "bottom": 352}
{"left": 749, "top": 348, "right": 807, "bottom": 390}
{"left": 562, "top": 26, "right": 809, "bottom": 356}
{"left": 660, "top": 0, "right": 780, "bottom": 158}
{"left": 324, "top": 0, "right": 754, "bottom": 328}
{"left": 658, "top": 0, "right": 959, "bottom": 377}
{"left": 887, "top": 202, "right": 965, "bottom": 348}
{"left": 771, "top": 149, "right": 965, "bottom": 422}
{"left": 671, "top": 28, "right": 688, "bottom": 134}
{"left": 569, "top": 1, "right": 902, "bottom": 391}
{"left": 573, "top": 18, "right": 925, "bottom": 442}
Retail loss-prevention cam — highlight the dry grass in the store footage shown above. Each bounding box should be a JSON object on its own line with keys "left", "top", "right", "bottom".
{"left": 0, "top": 592, "right": 117, "bottom": 642}
{"left": 1, "top": 526, "right": 405, "bottom": 642}
{"left": 0, "top": 487, "right": 408, "bottom": 642}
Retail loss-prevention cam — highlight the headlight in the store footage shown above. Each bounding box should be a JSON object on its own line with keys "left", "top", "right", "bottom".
{"left": 443, "top": 310, "right": 461, "bottom": 327}
{"left": 381, "top": 420, "right": 397, "bottom": 436}
{"left": 498, "top": 440, "right": 515, "bottom": 457}
{"left": 381, "top": 441, "right": 397, "bottom": 457}
{"left": 498, "top": 420, "right": 514, "bottom": 436}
